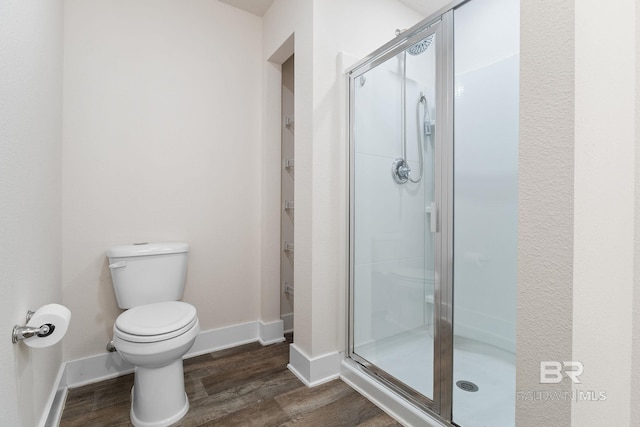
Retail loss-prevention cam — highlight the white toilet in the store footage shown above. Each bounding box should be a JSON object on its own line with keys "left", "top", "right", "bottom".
{"left": 107, "top": 242, "right": 200, "bottom": 427}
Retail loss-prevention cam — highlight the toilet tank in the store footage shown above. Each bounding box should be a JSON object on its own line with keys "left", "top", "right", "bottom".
{"left": 107, "top": 242, "right": 189, "bottom": 309}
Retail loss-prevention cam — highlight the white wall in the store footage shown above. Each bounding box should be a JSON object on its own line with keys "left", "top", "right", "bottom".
{"left": 572, "top": 0, "right": 636, "bottom": 425}
{"left": 633, "top": 3, "right": 640, "bottom": 424}
{"left": 62, "top": 0, "right": 263, "bottom": 361}
{"left": 261, "top": 0, "right": 314, "bottom": 354}
{"left": 262, "top": 0, "right": 427, "bottom": 364}
{"left": 634, "top": 6, "right": 640, "bottom": 421}
{"left": 0, "top": 1, "right": 64, "bottom": 426}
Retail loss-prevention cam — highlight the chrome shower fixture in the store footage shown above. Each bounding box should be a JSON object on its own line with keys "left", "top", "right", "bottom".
{"left": 390, "top": 28, "right": 435, "bottom": 186}
{"left": 420, "top": 93, "right": 433, "bottom": 136}
{"left": 393, "top": 91, "right": 432, "bottom": 185}
{"left": 392, "top": 158, "right": 411, "bottom": 184}
{"left": 407, "top": 34, "right": 435, "bottom": 56}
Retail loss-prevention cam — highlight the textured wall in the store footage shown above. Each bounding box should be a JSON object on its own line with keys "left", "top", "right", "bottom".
{"left": 62, "top": 0, "right": 263, "bottom": 361}
{"left": 517, "top": 1, "right": 575, "bottom": 425}
{"left": 0, "top": 1, "right": 63, "bottom": 425}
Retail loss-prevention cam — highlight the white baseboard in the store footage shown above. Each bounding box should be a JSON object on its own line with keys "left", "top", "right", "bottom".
{"left": 340, "top": 359, "right": 445, "bottom": 427}
{"left": 281, "top": 312, "right": 294, "bottom": 333}
{"left": 40, "top": 363, "right": 67, "bottom": 427}
{"left": 187, "top": 321, "right": 262, "bottom": 358}
{"left": 65, "top": 320, "right": 285, "bottom": 388}
{"left": 44, "top": 319, "right": 285, "bottom": 426}
{"left": 65, "top": 349, "right": 135, "bottom": 388}
{"left": 287, "top": 343, "right": 341, "bottom": 387}
{"left": 258, "top": 320, "right": 285, "bottom": 345}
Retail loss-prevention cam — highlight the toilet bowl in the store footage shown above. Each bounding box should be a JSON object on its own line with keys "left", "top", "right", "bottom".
{"left": 113, "top": 301, "right": 200, "bottom": 427}
{"left": 107, "top": 242, "right": 198, "bottom": 427}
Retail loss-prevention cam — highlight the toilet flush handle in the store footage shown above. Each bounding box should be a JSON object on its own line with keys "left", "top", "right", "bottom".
{"left": 108, "top": 261, "right": 127, "bottom": 269}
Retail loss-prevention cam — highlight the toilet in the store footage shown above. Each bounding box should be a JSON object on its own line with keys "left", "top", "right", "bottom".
{"left": 107, "top": 242, "right": 200, "bottom": 427}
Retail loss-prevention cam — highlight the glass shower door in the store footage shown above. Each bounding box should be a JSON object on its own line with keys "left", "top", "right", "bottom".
{"left": 350, "top": 24, "right": 440, "bottom": 404}
{"left": 348, "top": 2, "right": 518, "bottom": 425}
{"left": 452, "top": 0, "right": 519, "bottom": 426}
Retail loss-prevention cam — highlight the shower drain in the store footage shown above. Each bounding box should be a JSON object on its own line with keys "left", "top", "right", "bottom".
{"left": 456, "top": 380, "right": 479, "bottom": 392}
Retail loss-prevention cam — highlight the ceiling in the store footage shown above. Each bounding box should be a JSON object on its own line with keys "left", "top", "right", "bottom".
{"left": 218, "top": 0, "right": 275, "bottom": 17}
{"left": 398, "top": 0, "right": 449, "bottom": 17}
{"left": 218, "top": 0, "right": 438, "bottom": 19}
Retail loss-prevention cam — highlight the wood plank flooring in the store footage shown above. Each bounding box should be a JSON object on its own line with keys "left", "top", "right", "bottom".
{"left": 60, "top": 335, "right": 401, "bottom": 426}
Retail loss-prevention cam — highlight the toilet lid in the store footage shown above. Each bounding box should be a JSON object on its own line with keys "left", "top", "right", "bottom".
{"left": 115, "top": 301, "right": 197, "bottom": 342}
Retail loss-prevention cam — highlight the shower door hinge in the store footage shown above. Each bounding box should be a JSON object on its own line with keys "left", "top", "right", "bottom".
{"left": 283, "top": 159, "right": 294, "bottom": 170}
{"left": 284, "top": 116, "right": 294, "bottom": 130}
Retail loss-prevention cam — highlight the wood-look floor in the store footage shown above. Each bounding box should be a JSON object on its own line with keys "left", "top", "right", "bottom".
{"left": 60, "top": 335, "right": 401, "bottom": 426}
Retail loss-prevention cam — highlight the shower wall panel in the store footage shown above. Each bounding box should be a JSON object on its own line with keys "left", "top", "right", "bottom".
{"left": 452, "top": 0, "right": 519, "bottom": 426}
{"left": 453, "top": 0, "right": 519, "bottom": 356}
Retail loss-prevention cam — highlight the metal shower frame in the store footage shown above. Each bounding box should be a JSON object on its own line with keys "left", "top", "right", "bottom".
{"left": 345, "top": 1, "right": 472, "bottom": 424}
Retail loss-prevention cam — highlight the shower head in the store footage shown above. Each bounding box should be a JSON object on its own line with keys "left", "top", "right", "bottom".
{"left": 407, "top": 34, "right": 434, "bottom": 56}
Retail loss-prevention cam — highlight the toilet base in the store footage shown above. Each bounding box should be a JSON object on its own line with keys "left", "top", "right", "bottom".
{"left": 129, "top": 359, "right": 189, "bottom": 427}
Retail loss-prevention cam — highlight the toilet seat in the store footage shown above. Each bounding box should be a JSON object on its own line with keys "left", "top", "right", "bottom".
{"left": 115, "top": 301, "right": 197, "bottom": 343}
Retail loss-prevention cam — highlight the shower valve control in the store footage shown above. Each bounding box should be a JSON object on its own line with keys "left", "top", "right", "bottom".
{"left": 391, "top": 158, "right": 411, "bottom": 184}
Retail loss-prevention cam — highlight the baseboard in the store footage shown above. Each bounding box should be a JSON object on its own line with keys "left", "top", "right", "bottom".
{"left": 40, "top": 363, "right": 67, "bottom": 427}
{"left": 281, "top": 312, "right": 294, "bottom": 333}
{"left": 187, "top": 321, "right": 262, "bottom": 358}
{"left": 65, "top": 320, "right": 287, "bottom": 388}
{"left": 258, "top": 319, "right": 285, "bottom": 345}
{"left": 287, "top": 343, "right": 341, "bottom": 387}
{"left": 64, "top": 349, "right": 134, "bottom": 388}
{"left": 44, "top": 319, "right": 285, "bottom": 425}
{"left": 340, "top": 359, "right": 445, "bottom": 427}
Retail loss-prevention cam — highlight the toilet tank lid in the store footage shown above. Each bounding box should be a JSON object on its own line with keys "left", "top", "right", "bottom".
{"left": 107, "top": 242, "right": 189, "bottom": 258}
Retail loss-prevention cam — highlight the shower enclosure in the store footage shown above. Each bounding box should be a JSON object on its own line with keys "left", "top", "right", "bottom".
{"left": 347, "top": 0, "right": 519, "bottom": 426}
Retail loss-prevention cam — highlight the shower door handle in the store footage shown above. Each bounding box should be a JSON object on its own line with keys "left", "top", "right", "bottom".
{"left": 430, "top": 202, "right": 438, "bottom": 233}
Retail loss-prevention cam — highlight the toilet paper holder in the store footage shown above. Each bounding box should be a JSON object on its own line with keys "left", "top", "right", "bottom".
{"left": 12, "top": 310, "right": 56, "bottom": 344}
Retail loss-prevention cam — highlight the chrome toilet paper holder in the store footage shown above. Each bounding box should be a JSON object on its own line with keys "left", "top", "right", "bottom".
{"left": 12, "top": 310, "right": 55, "bottom": 344}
